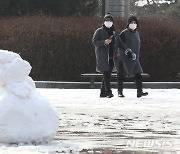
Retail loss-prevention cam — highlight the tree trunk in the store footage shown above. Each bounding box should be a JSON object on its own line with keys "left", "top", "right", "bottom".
{"left": 147, "top": 0, "right": 150, "bottom": 5}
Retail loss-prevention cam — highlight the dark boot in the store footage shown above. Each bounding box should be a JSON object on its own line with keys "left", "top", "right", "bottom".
{"left": 106, "top": 90, "right": 114, "bottom": 98}
{"left": 103, "top": 71, "right": 113, "bottom": 98}
{"left": 100, "top": 80, "right": 107, "bottom": 98}
{"left": 100, "top": 60, "right": 114, "bottom": 98}
{"left": 118, "top": 91, "right": 125, "bottom": 97}
{"left": 135, "top": 74, "right": 148, "bottom": 98}
{"left": 100, "top": 88, "right": 106, "bottom": 98}
{"left": 117, "top": 61, "right": 125, "bottom": 97}
{"left": 117, "top": 77, "right": 125, "bottom": 97}
{"left": 137, "top": 91, "right": 148, "bottom": 98}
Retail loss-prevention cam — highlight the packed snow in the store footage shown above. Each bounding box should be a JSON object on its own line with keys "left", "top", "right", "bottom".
{"left": 0, "top": 50, "right": 59, "bottom": 144}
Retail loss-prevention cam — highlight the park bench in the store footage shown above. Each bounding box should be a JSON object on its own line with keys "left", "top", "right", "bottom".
{"left": 81, "top": 73, "right": 150, "bottom": 88}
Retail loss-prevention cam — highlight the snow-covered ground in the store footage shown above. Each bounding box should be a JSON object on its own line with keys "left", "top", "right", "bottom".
{"left": 0, "top": 88, "right": 180, "bottom": 154}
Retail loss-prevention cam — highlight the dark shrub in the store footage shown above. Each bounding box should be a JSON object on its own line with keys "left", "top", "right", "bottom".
{"left": 0, "top": 15, "right": 179, "bottom": 81}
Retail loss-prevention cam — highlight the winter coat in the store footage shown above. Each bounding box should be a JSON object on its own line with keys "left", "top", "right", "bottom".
{"left": 92, "top": 26, "right": 127, "bottom": 73}
{"left": 115, "top": 29, "right": 143, "bottom": 76}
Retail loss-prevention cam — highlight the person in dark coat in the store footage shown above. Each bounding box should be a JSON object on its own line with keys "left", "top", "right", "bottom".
{"left": 92, "top": 13, "right": 134, "bottom": 98}
{"left": 116, "top": 16, "right": 148, "bottom": 98}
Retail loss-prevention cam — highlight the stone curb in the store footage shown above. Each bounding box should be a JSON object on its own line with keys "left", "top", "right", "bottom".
{"left": 35, "top": 81, "right": 180, "bottom": 89}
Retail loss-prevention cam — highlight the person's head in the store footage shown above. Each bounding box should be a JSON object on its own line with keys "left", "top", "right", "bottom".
{"left": 127, "top": 16, "right": 138, "bottom": 30}
{"left": 104, "top": 13, "right": 114, "bottom": 28}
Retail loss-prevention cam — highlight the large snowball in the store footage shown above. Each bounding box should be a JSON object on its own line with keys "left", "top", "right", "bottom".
{"left": 0, "top": 92, "right": 59, "bottom": 144}
{"left": 0, "top": 50, "right": 59, "bottom": 144}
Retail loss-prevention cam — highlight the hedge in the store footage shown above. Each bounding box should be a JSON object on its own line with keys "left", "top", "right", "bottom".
{"left": 0, "top": 15, "right": 179, "bottom": 81}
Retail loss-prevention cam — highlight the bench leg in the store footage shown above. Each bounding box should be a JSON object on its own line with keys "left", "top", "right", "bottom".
{"left": 90, "top": 78, "right": 95, "bottom": 89}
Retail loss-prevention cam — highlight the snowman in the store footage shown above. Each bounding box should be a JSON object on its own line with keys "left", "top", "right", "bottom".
{"left": 0, "top": 50, "right": 59, "bottom": 144}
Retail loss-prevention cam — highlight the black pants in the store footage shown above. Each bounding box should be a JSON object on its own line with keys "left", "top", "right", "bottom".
{"left": 117, "top": 61, "right": 142, "bottom": 92}
{"left": 101, "top": 59, "right": 114, "bottom": 92}
{"left": 117, "top": 61, "right": 124, "bottom": 93}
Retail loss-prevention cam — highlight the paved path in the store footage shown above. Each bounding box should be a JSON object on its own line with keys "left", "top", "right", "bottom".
{"left": 39, "top": 89, "right": 180, "bottom": 153}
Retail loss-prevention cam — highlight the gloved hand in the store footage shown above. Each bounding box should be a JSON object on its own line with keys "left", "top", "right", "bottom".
{"left": 125, "top": 49, "right": 136, "bottom": 60}
{"left": 104, "top": 35, "right": 113, "bottom": 45}
{"left": 132, "top": 53, "right": 136, "bottom": 60}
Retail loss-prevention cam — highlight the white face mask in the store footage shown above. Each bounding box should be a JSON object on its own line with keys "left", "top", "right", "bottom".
{"left": 104, "top": 21, "right": 113, "bottom": 28}
{"left": 129, "top": 23, "right": 137, "bottom": 30}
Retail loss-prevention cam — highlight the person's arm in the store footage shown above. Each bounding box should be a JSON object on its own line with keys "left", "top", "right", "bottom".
{"left": 117, "top": 33, "right": 136, "bottom": 60}
{"left": 92, "top": 29, "right": 112, "bottom": 47}
{"left": 117, "top": 35, "right": 127, "bottom": 52}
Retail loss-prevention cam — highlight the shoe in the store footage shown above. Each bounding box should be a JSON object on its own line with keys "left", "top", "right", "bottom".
{"left": 118, "top": 91, "right": 125, "bottom": 97}
{"left": 100, "top": 91, "right": 106, "bottom": 98}
{"left": 107, "top": 93, "right": 114, "bottom": 98}
{"left": 137, "top": 92, "right": 148, "bottom": 98}
{"left": 106, "top": 90, "right": 114, "bottom": 98}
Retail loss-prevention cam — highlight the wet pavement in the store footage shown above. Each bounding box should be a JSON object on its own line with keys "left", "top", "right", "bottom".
{"left": 39, "top": 88, "right": 180, "bottom": 154}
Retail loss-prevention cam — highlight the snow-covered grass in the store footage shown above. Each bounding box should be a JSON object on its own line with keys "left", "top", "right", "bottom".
{"left": 1, "top": 88, "right": 180, "bottom": 153}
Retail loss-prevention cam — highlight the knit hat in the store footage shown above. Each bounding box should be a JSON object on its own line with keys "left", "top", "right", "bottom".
{"left": 104, "top": 13, "right": 114, "bottom": 22}
{"left": 127, "top": 16, "right": 138, "bottom": 27}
